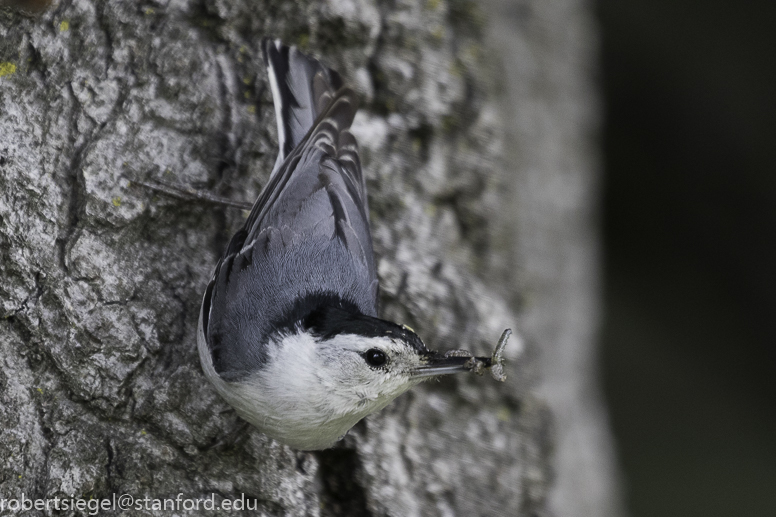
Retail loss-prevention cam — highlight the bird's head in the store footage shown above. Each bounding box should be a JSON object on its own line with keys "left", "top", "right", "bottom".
{"left": 296, "top": 305, "right": 483, "bottom": 415}
{"left": 220, "top": 302, "right": 508, "bottom": 450}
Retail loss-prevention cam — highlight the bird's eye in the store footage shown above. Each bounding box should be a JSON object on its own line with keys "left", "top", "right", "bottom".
{"left": 364, "top": 348, "right": 387, "bottom": 367}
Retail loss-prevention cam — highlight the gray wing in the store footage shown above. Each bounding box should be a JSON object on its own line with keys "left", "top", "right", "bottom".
{"left": 201, "top": 44, "right": 377, "bottom": 382}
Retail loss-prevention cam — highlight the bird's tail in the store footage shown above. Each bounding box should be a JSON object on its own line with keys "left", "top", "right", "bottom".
{"left": 262, "top": 38, "right": 345, "bottom": 177}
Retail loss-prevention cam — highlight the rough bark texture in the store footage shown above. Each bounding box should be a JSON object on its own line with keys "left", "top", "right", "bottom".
{"left": 1, "top": 0, "right": 618, "bottom": 515}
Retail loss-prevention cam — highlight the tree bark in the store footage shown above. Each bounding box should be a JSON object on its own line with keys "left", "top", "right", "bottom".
{"left": 486, "top": 1, "right": 625, "bottom": 515}
{"left": 0, "top": 0, "right": 620, "bottom": 515}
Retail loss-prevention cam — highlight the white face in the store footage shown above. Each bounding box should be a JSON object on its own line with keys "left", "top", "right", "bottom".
{"left": 314, "top": 333, "right": 428, "bottom": 413}
{"left": 199, "top": 306, "right": 496, "bottom": 450}
{"left": 225, "top": 330, "right": 429, "bottom": 450}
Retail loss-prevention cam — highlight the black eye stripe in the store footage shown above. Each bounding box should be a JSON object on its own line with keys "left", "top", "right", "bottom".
{"left": 364, "top": 348, "right": 387, "bottom": 367}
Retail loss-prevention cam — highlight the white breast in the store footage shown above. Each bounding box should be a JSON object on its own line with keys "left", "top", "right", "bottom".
{"left": 196, "top": 311, "right": 374, "bottom": 450}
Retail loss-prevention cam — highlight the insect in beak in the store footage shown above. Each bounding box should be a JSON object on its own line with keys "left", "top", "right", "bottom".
{"left": 413, "top": 329, "right": 511, "bottom": 382}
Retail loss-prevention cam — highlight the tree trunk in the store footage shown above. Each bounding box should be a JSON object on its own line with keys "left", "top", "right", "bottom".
{"left": 486, "top": 1, "right": 625, "bottom": 515}
{"left": 0, "top": 0, "right": 620, "bottom": 515}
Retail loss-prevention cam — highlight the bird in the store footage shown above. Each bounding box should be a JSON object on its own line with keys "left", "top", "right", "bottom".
{"left": 197, "top": 38, "right": 509, "bottom": 451}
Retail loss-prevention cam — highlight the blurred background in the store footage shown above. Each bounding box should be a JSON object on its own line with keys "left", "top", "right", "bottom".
{"left": 597, "top": 0, "right": 776, "bottom": 516}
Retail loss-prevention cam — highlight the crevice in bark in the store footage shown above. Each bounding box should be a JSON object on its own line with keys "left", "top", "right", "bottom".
{"left": 94, "top": 1, "right": 114, "bottom": 78}
{"left": 186, "top": 0, "right": 227, "bottom": 44}
{"left": 55, "top": 85, "right": 85, "bottom": 276}
{"left": 9, "top": 271, "right": 45, "bottom": 316}
{"left": 365, "top": 0, "right": 388, "bottom": 117}
{"left": 31, "top": 378, "right": 55, "bottom": 501}
{"left": 315, "top": 447, "right": 372, "bottom": 517}
{"left": 105, "top": 437, "right": 116, "bottom": 492}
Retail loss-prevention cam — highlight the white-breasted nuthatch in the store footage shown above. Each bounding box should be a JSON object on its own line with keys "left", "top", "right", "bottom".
{"left": 197, "top": 38, "right": 510, "bottom": 451}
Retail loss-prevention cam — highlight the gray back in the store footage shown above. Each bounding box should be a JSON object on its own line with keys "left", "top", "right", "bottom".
{"left": 202, "top": 45, "right": 376, "bottom": 381}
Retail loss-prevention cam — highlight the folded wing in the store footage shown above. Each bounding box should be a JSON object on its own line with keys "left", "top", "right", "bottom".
{"left": 201, "top": 41, "right": 377, "bottom": 381}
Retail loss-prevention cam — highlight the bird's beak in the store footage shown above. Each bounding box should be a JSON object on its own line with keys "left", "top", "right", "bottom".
{"left": 412, "top": 353, "right": 493, "bottom": 379}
